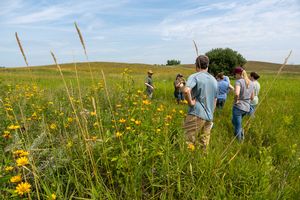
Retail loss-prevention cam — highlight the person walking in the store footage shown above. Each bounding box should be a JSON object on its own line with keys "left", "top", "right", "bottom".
{"left": 174, "top": 74, "right": 185, "bottom": 104}
{"left": 216, "top": 73, "right": 230, "bottom": 109}
{"left": 182, "top": 55, "right": 218, "bottom": 151}
{"left": 250, "top": 72, "right": 260, "bottom": 110}
{"left": 145, "top": 70, "right": 154, "bottom": 98}
{"left": 232, "top": 67, "right": 254, "bottom": 141}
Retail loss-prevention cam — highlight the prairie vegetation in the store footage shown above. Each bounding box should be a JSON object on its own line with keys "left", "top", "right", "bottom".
{"left": 0, "top": 61, "right": 299, "bottom": 199}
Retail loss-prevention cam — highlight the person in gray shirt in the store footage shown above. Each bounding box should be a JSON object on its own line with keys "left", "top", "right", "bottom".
{"left": 232, "top": 67, "right": 254, "bottom": 141}
{"left": 182, "top": 55, "right": 218, "bottom": 151}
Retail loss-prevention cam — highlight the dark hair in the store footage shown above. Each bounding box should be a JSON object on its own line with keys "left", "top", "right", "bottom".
{"left": 250, "top": 72, "right": 260, "bottom": 80}
{"left": 216, "top": 72, "right": 224, "bottom": 79}
{"left": 195, "top": 55, "right": 209, "bottom": 69}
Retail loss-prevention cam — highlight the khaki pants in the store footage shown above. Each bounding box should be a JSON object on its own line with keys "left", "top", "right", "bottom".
{"left": 183, "top": 115, "right": 213, "bottom": 150}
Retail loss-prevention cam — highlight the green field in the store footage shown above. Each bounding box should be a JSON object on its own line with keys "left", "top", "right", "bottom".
{"left": 0, "top": 61, "right": 300, "bottom": 199}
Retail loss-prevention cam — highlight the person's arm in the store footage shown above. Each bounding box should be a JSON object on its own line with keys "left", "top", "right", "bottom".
{"left": 145, "top": 82, "right": 154, "bottom": 89}
{"left": 234, "top": 84, "right": 240, "bottom": 104}
{"left": 183, "top": 87, "right": 196, "bottom": 106}
{"left": 214, "top": 98, "right": 217, "bottom": 111}
{"left": 250, "top": 90, "right": 254, "bottom": 101}
{"left": 229, "top": 84, "right": 234, "bottom": 91}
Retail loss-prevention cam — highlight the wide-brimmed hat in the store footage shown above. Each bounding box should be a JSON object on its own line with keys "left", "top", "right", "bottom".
{"left": 148, "top": 70, "right": 154, "bottom": 74}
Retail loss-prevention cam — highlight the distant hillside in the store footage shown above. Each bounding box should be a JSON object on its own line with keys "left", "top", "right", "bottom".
{"left": 244, "top": 61, "right": 300, "bottom": 73}
{"left": 2, "top": 61, "right": 300, "bottom": 74}
{"left": 182, "top": 61, "right": 300, "bottom": 73}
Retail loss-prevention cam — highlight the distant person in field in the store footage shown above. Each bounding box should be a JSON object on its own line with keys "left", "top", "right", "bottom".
{"left": 222, "top": 72, "right": 234, "bottom": 91}
{"left": 232, "top": 67, "right": 254, "bottom": 141}
{"left": 182, "top": 55, "right": 218, "bottom": 151}
{"left": 145, "top": 70, "right": 154, "bottom": 98}
{"left": 174, "top": 73, "right": 185, "bottom": 104}
{"left": 250, "top": 72, "right": 261, "bottom": 110}
{"left": 216, "top": 72, "right": 230, "bottom": 109}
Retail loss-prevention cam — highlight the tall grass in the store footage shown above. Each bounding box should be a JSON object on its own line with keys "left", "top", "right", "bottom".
{"left": 0, "top": 29, "right": 299, "bottom": 199}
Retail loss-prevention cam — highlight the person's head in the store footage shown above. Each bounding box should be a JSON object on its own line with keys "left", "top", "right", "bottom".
{"left": 216, "top": 72, "right": 224, "bottom": 81}
{"left": 250, "top": 72, "right": 260, "bottom": 81}
{"left": 234, "top": 66, "right": 244, "bottom": 79}
{"left": 195, "top": 55, "right": 209, "bottom": 71}
{"left": 176, "top": 73, "right": 183, "bottom": 79}
{"left": 147, "top": 70, "right": 154, "bottom": 76}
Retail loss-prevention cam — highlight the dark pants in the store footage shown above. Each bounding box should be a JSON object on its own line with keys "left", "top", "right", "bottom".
{"left": 174, "top": 91, "right": 184, "bottom": 102}
{"left": 216, "top": 99, "right": 226, "bottom": 109}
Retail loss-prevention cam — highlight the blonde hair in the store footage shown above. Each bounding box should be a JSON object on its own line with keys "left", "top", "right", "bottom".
{"left": 242, "top": 70, "right": 251, "bottom": 88}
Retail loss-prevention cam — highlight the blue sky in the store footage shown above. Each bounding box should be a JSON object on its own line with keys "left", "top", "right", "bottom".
{"left": 0, "top": 0, "right": 300, "bottom": 67}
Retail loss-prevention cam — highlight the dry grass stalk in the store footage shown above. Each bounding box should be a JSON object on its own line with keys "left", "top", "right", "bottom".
{"left": 51, "top": 51, "right": 99, "bottom": 179}
{"left": 193, "top": 40, "right": 199, "bottom": 57}
{"left": 75, "top": 22, "right": 87, "bottom": 56}
{"left": 15, "top": 32, "right": 29, "bottom": 67}
{"left": 74, "top": 22, "right": 94, "bottom": 83}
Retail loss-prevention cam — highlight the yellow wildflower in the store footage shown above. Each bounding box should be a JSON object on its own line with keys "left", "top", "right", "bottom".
{"left": 130, "top": 118, "right": 135, "bottom": 122}
{"left": 3, "top": 131, "right": 11, "bottom": 139}
{"left": 13, "top": 150, "right": 30, "bottom": 157}
{"left": 19, "top": 151, "right": 29, "bottom": 157}
{"left": 67, "top": 117, "right": 73, "bottom": 123}
{"left": 10, "top": 175, "right": 22, "bottom": 183}
{"left": 8, "top": 125, "right": 20, "bottom": 130}
{"left": 119, "top": 118, "right": 126, "bottom": 123}
{"left": 16, "top": 157, "right": 29, "bottom": 167}
{"left": 179, "top": 110, "right": 184, "bottom": 115}
{"left": 142, "top": 99, "right": 151, "bottom": 105}
{"left": 115, "top": 131, "right": 123, "bottom": 138}
{"left": 51, "top": 193, "right": 57, "bottom": 200}
{"left": 116, "top": 104, "right": 122, "bottom": 108}
{"left": 90, "top": 111, "right": 96, "bottom": 116}
{"left": 67, "top": 141, "right": 73, "bottom": 148}
{"left": 50, "top": 123, "right": 57, "bottom": 130}
{"left": 93, "top": 122, "right": 99, "bottom": 127}
{"left": 15, "top": 182, "right": 31, "bottom": 196}
{"left": 126, "top": 126, "right": 131, "bottom": 130}
{"left": 5, "top": 166, "right": 14, "bottom": 172}
{"left": 135, "top": 120, "right": 141, "bottom": 126}
{"left": 187, "top": 143, "right": 195, "bottom": 151}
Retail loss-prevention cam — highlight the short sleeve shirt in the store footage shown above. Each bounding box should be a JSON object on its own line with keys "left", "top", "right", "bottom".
{"left": 234, "top": 79, "right": 254, "bottom": 112}
{"left": 217, "top": 80, "right": 229, "bottom": 100}
{"left": 186, "top": 72, "right": 218, "bottom": 121}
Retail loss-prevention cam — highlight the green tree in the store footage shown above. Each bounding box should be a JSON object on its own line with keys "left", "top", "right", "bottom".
{"left": 205, "top": 48, "right": 247, "bottom": 75}
{"left": 166, "top": 59, "right": 181, "bottom": 66}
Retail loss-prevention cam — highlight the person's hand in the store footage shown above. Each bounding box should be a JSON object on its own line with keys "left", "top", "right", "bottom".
{"left": 190, "top": 98, "right": 196, "bottom": 106}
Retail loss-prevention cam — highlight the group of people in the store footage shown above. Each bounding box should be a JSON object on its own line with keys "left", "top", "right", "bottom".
{"left": 144, "top": 55, "right": 261, "bottom": 151}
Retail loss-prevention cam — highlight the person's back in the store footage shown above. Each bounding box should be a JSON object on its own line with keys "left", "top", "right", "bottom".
{"left": 234, "top": 78, "right": 254, "bottom": 112}
{"left": 182, "top": 55, "right": 218, "bottom": 151}
{"left": 217, "top": 79, "right": 229, "bottom": 100}
{"left": 250, "top": 72, "right": 261, "bottom": 107}
{"left": 187, "top": 72, "right": 218, "bottom": 121}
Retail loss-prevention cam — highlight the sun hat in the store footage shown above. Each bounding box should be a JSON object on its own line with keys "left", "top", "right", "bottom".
{"left": 148, "top": 70, "right": 154, "bottom": 74}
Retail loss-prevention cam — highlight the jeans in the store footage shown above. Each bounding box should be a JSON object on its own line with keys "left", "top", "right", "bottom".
{"left": 232, "top": 106, "right": 249, "bottom": 141}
